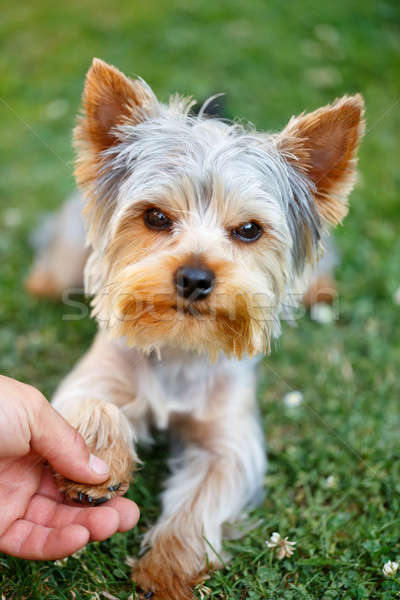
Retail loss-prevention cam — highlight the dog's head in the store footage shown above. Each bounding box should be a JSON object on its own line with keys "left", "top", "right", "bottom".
{"left": 75, "top": 58, "right": 364, "bottom": 359}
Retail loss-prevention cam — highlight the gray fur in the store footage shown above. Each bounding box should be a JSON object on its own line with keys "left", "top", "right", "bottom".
{"left": 92, "top": 108, "right": 321, "bottom": 270}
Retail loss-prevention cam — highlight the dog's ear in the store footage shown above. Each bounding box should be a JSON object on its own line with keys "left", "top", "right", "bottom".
{"left": 75, "top": 58, "right": 158, "bottom": 153}
{"left": 277, "top": 95, "right": 365, "bottom": 225}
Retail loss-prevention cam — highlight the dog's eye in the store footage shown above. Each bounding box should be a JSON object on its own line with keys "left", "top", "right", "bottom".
{"left": 144, "top": 208, "right": 173, "bottom": 231}
{"left": 231, "top": 221, "right": 262, "bottom": 242}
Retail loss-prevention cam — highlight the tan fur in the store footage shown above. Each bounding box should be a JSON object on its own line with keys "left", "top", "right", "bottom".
{"left": 25, "top": 194, "right": 89, "bottom": 299}
{"left": 87, "top": 180, "right": 286, "bottom": 359}
{"left": 278, "top": 94, "right": 365, "bottom": 226}
{"left": 78, "top": 58, "right": 156, "bottom": 152}
{"left": 54, "top": 398, "right": 135, "bottom": 503}
{"left": 54, "top": 440, "right": 133, "bottom": 504}
{"left": 133, "top": 534, "right": 209, "bottom": 600}
{"left": 26, "top": 242, "right": 89, "bottom": 299}
{"left": 74, "top": 60, "right": 159, "bottom": 235}
{"left": 52, "top": 334, "right": 140, "bottom": 503}
{"left": 302, "top": 273, "right": 337, "bottom": 307}
{"left": 25, "top": 269, "right": 61, "bottom": 299}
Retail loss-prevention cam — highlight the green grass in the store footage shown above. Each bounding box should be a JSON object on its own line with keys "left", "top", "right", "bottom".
{"left": 1, "top": 0, "right": 400, "bottom": 597}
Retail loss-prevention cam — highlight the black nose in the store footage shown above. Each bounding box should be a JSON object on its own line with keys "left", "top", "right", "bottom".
{"left": 175, "top": 266, "right": 215, "bottom": 300}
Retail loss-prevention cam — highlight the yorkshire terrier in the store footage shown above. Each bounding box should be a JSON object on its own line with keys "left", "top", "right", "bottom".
{"left": 27, "top": 59, "right": 364, "bottom": 599}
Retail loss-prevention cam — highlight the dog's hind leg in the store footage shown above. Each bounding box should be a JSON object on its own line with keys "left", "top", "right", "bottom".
{"left": 25, "top": 193, "right": 89, "bottom": 299}
{"left": 302, "top": 232, "right": 339, "bottom": 308}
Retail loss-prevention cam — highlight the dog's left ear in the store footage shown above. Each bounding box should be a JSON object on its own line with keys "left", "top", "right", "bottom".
{"left": 277, "top": 94, "right": 365, "bottom": 225}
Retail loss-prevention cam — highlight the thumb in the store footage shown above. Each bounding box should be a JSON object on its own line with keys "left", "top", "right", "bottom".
{"left": 27, "top": 392, "right": 110, "bottom": 484}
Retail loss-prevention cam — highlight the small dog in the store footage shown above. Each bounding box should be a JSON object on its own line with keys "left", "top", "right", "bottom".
{"left": 37, "top": 59, "right": 364, "bottom": 599}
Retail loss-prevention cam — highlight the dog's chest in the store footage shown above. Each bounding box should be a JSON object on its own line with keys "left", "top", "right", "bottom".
{"left": 132, "top": 349, "right": 230, "bottom": 429}
{"left": 141, "top": 350, "right": 219, "bottom": 429}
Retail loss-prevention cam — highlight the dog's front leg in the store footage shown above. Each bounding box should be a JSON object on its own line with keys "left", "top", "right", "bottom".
{"left": 51, "top": 332, "right": 140, "bottom": 505}
{"left": 133, "top": 381, "right": 266, "bottom": 600}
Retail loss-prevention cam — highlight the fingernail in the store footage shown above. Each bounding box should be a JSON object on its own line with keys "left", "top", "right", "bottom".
{"left": 89, "top": 453, "right": 109, "bottom": 476}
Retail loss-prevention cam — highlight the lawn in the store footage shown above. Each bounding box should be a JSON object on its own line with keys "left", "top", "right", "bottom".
{"left": 1, "top": 0, "right": 400, "bottom": 598}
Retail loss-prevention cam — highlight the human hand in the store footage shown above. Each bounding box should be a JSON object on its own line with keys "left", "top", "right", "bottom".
{"left": 0, "top": 375, "right": 139, "bottom": 560}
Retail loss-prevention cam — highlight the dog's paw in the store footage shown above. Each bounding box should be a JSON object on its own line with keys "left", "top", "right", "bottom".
{"left": 54, "top": 436, "right": 134, "bottom": 505}
{"left": 132, "top": 550, "right": 203, "bottom": 600}
{"left": 53, "top": 399, "right": 136, "bottom": 505}
{"left": 54, "top": 475, "right": 130, "bottom": 505}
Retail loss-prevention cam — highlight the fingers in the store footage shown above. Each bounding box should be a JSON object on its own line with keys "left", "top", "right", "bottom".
{"left": 36, "top": 465, "right": 65, "bottom": 502}
{"left": 26, "top": 392, "right": 110, "bottom": 485}
{"left": 107, "top": 496, "right": 140, "bottom": 532}
{"left": 0, "top": 519, "right": 89, "bottom": 560}
{"left": 0, "top": 453, "right": 44, "bottom": 538}
{"left": 25, "top": 495, "right": 118, "bottom": 541}
{"left": 0, "top": 376, "right": 109, "bottom": 485}
{"left": 24, "top": 494, "right": 140, "bottom": 539}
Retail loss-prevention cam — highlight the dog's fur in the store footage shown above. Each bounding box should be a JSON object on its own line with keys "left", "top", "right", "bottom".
{"left": 37, "top": 59, "right": 363, "bottom": 599}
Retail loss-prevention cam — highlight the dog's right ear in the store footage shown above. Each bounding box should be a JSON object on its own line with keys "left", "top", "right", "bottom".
{"left": 75, "top": 58, "right": 158, "bottom": 154}
{"left": 74, "top": 59, "right": 159, "bottom": 194}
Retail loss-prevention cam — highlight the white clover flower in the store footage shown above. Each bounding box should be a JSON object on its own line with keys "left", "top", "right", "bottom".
{"left": 304, "top": 66, "right": 342, "bottom": 89}
{"left": 267, "top": 532, "right": 296, "bottom": 560}
{"left": 283, "top": 390, "right": 303, "bottom": 408}
{"left": 44, "top": 98, "right": 69, "bottom": 120}
{"left": 324, "top": 475, "right": 337, "bottom": 489}
{"left": 314, "top": 24, "right": 340, "bottom": 47}
{"left": 383, "top": 560, "right": 399, "bottom": 577}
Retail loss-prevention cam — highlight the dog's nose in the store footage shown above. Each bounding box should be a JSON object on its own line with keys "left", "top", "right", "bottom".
{"left": 175, "top": 266, "right": 215, "bottom": 300}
